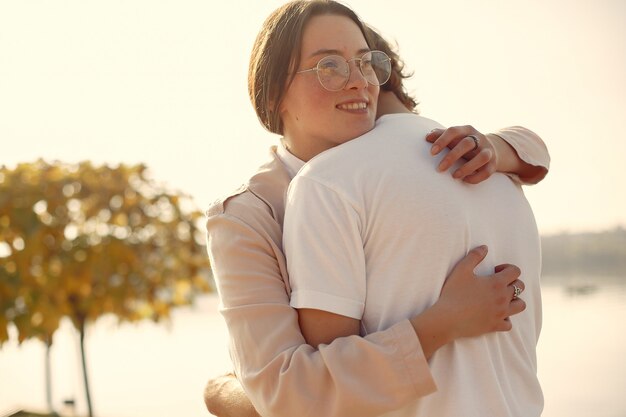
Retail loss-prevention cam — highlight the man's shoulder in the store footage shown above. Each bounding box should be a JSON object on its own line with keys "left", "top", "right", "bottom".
{"left": 372, "top": 113, "right": 443, "bottom": 136}
{"left": 300, "top": 114, "right": 443, "bottom": 178}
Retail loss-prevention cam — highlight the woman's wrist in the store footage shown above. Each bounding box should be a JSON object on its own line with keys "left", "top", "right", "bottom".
{"left": 487, "top": 133, "right": 522, "bottom": 174}
{"left": 487, "top": 133, "right": 548, "bottom": 183}
{"left": 409, "top": 302, "right": 457, "bottom": 360}
{"left": 485, "top": 133, "right": 517, "bottom": 173}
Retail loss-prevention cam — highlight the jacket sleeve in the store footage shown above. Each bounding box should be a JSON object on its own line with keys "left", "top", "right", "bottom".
{"left": 206, "top": 210, "right": 436, "bottom": 417}
{"left": 488, "top": 126, "right": 551, "bottom": 185}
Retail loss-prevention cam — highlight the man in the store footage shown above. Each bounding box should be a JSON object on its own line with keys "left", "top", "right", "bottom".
{"left": 284, "top": 96, "right": 544, "bottom": 417}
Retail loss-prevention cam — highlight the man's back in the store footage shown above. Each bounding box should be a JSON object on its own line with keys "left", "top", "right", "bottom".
{"left": 285, "top": 113, "right": 543, "bottom": 416}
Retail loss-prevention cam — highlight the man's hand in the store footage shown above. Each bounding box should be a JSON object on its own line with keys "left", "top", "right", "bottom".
{"left": 204, "top": 373, "right": 260, "bottom": 417}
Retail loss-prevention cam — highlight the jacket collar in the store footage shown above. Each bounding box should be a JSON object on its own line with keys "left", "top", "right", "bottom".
{"left": 247, "top": 146, "right": 292, "bottom": 227}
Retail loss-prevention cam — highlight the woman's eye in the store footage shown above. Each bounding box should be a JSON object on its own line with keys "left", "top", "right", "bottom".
{"left": 319, "top": 62, "right": 343, "bottom": 77}
{"left": 320, "top": 61, "right": 339, "bottom": 70}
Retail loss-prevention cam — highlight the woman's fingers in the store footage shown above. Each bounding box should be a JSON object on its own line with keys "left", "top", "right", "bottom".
{"left": 494, "top": 263, "right": 522, "bottom": 282}
{"left": 500, "top": 277, "right": 527, "bottom": 331}
{"left": 509, "top": 298, "right": 527, "bottom": 316}
{"left": 460, "top": 245, "right": 489, "bottom": 271}
{"left": 496, "top": 299, "right": 527, "bottom": 332}
{"left": 510, "top": 279, "right": 526, "bottom": 294}
{"left": 426, "top": 126, "right": 498, "bottom": 184}
{"left": 437, "top": 135, "right": 479, "bottom": 172}
{"left": 462, "top": 163, "right": 495, "bottom": 184}
{"left": 441, "top": 246, "right": 488, "bottom": 292}
{"left": 452, "top": 148, "right": 493, "bottom": 179}
{"left": 428, "top": 126, "right": 473, "bottom": 156}
{"left": 495, "top": 319, "right": 513, "bottom": 332}
{"left": 425, "top": 128, "right": 444, "bottom": 145}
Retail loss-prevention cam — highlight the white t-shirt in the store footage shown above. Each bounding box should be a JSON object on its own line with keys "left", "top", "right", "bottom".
{"left": 284, "top": 113, "right": 543, "bottom": 417}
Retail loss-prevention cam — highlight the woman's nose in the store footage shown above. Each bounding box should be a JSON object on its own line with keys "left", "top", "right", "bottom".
{"left": 344, "top": 60, "right": 368, "bottom": 90}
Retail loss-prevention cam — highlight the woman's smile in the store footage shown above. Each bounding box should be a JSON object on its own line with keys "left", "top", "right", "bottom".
{"left": 336, "top": 99, "right": 370, "bottom": 112}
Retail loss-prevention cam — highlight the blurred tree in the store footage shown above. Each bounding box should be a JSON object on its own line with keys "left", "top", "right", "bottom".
{"left": 541, "top": 226, "right": 626, "bottom": 276}
{"left": 0, "top": 160, "right": 212, "bottom": 417}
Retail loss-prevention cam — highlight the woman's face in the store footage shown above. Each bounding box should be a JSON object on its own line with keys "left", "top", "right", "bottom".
{"left": 280, "top": 14, "right": 379, "bottom": 161}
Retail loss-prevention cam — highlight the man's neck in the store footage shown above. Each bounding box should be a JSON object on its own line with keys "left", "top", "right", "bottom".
{"left": 376, "top": 91, "right": 412, "bottom": 119}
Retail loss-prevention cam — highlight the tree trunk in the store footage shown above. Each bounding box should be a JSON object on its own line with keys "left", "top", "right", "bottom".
{"left": 45, "top": 338, "right": 55, "bottom": 414}
{"left": 79, "top": 321, "right": 94, "bottom": 417}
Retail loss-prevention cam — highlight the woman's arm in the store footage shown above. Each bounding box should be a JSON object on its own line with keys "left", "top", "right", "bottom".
{"left": 425, "top": 125, "right": 550, "bottom": 184}
{"left": 206, "top": 199, "right": 435, "bottom": 417}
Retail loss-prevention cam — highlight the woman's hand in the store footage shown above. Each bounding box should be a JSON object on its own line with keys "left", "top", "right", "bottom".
{"left": 437, "top": 246, "right": 526, "bottom": 338}
{"left": 426, "top": 126, "right": 497, "bottom": 184}
{"left": 410, "top": 246, "right": 526, "bottom": 358}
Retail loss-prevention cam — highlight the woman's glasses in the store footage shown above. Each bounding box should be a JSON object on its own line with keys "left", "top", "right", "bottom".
{"left": 296, "top": 50, "right": 391, "bottom": 91}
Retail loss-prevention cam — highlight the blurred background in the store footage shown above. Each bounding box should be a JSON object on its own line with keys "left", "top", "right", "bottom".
{"left": 1, "top": 0, "right": 624, "bottom": 416}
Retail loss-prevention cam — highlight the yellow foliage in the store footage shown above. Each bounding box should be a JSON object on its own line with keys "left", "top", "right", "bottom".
{"left": 0, "top": 160, "right": 212, "bottom": 345}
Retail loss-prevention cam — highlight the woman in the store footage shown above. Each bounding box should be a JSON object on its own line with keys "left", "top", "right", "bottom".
{"left": 205, "top": 2, "right": 549, "bottom": 416}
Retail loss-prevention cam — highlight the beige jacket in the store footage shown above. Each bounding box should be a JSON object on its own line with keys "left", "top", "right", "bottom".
{"left": 205, "top": 127, "right": 550, "bottom": 417}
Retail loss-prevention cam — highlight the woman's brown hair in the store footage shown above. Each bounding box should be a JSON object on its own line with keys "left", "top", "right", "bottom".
{"left": 248, "top": 0, "right": 372, "bottom": 135}
{"left": 364, "top": 24, "right": 418, "bottom": 113}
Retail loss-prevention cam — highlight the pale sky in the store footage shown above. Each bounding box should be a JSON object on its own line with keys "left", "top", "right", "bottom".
{"left": 1, "top": 0, "right": 625, "bottom": 234}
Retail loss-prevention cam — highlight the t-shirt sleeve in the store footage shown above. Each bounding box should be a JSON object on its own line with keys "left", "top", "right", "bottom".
{"left": 284, "top": 175, "right": 366, "bottom": 320}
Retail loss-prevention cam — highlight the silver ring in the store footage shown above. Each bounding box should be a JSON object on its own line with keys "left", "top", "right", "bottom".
{"left": 467, "top": 135, "right": 479, "bottom": 152}
{"left": 512, "top": 285, "right": 522, "bottom": 300}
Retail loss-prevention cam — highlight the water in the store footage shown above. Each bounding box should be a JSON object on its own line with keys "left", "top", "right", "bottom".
{"left": 1, "top": 276, "right": 624, "bottom": 417}
{"left": 538, "top": 275, "right": 626, "bottom": 417}
{"left": 0, "top": 297, "right": 232, "bottom": 417}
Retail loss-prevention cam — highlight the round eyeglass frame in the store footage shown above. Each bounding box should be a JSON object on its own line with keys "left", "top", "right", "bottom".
{"left": 296, "top": 50, "right": 391, "bottom": 92}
